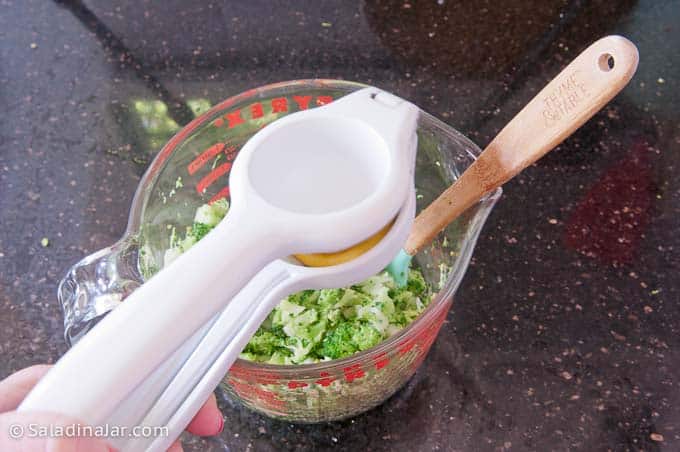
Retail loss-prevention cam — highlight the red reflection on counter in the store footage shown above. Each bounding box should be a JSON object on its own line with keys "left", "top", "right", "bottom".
{"left": 564, "top": 141, "right": 655, "bottom": 264}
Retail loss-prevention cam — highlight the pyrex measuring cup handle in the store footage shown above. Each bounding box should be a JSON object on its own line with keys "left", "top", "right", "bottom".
{"left": 19, "top": 207, "right": 283, "bottom": 424}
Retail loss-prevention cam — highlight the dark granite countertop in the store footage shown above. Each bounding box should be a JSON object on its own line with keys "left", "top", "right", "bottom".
{"left": 1, "top": 0, "right": 679, "bottom": 450}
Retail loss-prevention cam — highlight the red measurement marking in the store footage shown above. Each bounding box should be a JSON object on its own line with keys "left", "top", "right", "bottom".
{"left": 414, "top": 328, "right": 433, "bottom": 350}
{"left": 343, "top": 364, "right": 365, "bottom": 383}
{"left": 254, "top": 387, "right": 282, "bottom": 402}
{"left": 228, "top": 367, "right": 248, "bottom": 378}
{"left": 398, "top": 340, "right": 415, "bottom": 356}
{"left": 224, "top": 145, "right": 238, "bottom": 161}
{"left": 214, "top": 96, "right": 332, "bottom": 130}
{"left": 229, "top": 368, "right": 282, "bottom": 385}
{"left": 228, "top": 379, "right": 285, "bottom": 409}
{"left": 287, "top": 381, "right": 308, "bottom": 389}
{"left": 227, "top": 379, "right": 245, "bottom": 396}
{"left": 208, "top": 186, "right": 230, "bottom": 204}
{"left": 250, "top": 102, "right": 264, "bottom": 119}
{"left": 271, "top": 97, "right": 288, "bottom": 113}
{"left": 196, "top": 162, "right": 232, "bottom": 194}
{"left": 315, "top": 372, "right": 336, "bottom": 387}
{"left": 372, "top": 353, "right": 390, "bottom": 370}
{"left": 226, "top": 109, "right": 245, "bottom": 128}
{"left": 187, "top": 142, "right": 226, "bottom": 175}
{"left": 152, "top": 90, "right": 252, "bottom": 178}
{"left": 292, "top": 95, "right": 312, "bottom": 110}
{"left": 255, "top": 371, "right": 281, "bottom": 385}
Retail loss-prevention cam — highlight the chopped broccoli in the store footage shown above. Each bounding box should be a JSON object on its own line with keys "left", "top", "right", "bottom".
{"left": 319, "top": 322, "right": 383, "bottom": 360}
{"left": 406, "top": 269, "right": 428, "bottom": 296}
{"left": 163, "top": 201, "right": 434, "bottom": 363}
{"left": 163, "top": 199, "right": 229, "bottom": 265}
{"left": 242, "top": 330, "right": 288, "bottom": 357}
{"left": 194, "top": 199, "right": 229, "bottom": 226}
{"left": 189, "top": 222, "right": 212, "bottom": 242}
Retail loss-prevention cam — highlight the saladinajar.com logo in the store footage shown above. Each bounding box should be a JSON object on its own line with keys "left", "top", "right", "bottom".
{"left": 8, "top": 422, "right": 168, "bottom": 439}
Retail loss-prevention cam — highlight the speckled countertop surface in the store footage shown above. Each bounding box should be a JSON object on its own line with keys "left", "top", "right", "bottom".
{"left": 1, "top": 0, "right": 679, "bottom": 451}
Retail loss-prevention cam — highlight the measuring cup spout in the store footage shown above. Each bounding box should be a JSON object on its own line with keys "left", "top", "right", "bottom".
{"left": 58, "top": 237, "right": 142, "bottom": 345}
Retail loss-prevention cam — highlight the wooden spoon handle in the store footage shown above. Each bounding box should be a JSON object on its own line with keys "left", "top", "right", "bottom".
{"left": 405, "top": 35, "right": 639, "bottom": 255}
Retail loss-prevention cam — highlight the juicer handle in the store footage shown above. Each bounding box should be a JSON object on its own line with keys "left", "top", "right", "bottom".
{"left": 101, "top": 316, "right": 218, "bottom": 446}
{"left": 405, "top": 35, "right": 639, "bottom": 254}
{"left": 19, "top": 207, "right": 281, "bottom": 425}
{"left": 123, "top": 260, "right": 302, "bottom": 452}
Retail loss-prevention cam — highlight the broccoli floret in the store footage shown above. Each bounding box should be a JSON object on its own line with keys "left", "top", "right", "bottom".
{"left": 193, "top": 199, "right": 229, "bottom": 226}
{"left": 271, "top": 299, "right": 306, "bottom": 327}
{"left": 162, "top": 199, "right": 228, "bottom": 266}
{"left": 281, "top": 309, "right": 319, "bottom": 339}
{"left": 316, "top": 289, "right": 344, "bottom": 309}
{"left": 285, "top": 336, "right": 315, "bottom": 363}
{"left": 287, "top": 289, "right": 320, "bottom": 309}
{"left": 242, "top": 329, "right": 289, "bottom": 357}
{"left": 357, "top": 272, "right": 395, "bottom": 300}
{"left": 265, "top": 351, "right": 294, "bottom": 365}
{"left": 319, "top": 322, "right": 383, "bottom": 360}
{"left": 335, "top": 289, "right": 372, "bottom": 309}
{"left": 406, "top": 269, "right": 428, "bottom": 296}
{"left": 356, "top": 305, "right": 389, "bottom": 334}
{"left": 189, "top": 222, "right": 213, "bottom": 242}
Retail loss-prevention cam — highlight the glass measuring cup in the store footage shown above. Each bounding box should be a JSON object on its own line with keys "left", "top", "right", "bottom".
{"left": 59, "top": 79, "right": 501, "bottom": 423}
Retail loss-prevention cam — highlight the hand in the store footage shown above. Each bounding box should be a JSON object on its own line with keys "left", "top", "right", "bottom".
{"left": 0, "top": 365, "right": 224, "bottom": 451}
